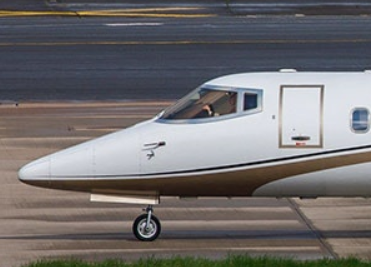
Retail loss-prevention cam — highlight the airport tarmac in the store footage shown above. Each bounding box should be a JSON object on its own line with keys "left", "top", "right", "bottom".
{"left": 1, "top": 101, "right": 371, "bottom": 267}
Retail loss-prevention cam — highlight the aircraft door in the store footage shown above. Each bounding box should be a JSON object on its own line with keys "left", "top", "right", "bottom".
{"left": 279, "top": 85, "right": 324, "bottom": 148}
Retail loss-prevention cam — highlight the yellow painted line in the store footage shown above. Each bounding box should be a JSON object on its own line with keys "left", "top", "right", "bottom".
{"left": 0, "top": 8, "right": 216, "bottom": 18}
{"left": 0, "top": 10, "right": 77, "bottom": 17}
{"left": 82, "top": 7, "right": 205, "bottom": 13}
{"left": 79, "top": 12, "right": 215, "bottom": 18}
{"left": 0, "top": 39, "right": 370, "bottom": 47}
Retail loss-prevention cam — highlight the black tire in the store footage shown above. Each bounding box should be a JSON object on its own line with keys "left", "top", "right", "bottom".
{"left": 132, "top": 214, "right": 161, "bottom": 241}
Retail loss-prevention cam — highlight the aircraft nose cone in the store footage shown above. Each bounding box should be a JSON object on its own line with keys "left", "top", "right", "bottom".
{"left": 18, "top": 157, "right": 50, "bottom": 184}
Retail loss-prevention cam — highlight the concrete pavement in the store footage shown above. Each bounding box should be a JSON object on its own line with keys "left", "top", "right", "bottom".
{"left": 1, "top": 102, "right": 371, "bottom": 266}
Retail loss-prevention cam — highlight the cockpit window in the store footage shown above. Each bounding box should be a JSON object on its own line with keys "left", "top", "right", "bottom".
{"left": 158, "top": 86, "right": 263, "bottom": 123}
{"left": 160, "top": 88, "right": 238, "bottom": 120}
{"left": 244, "top": 93, "right": 258, "bottom": 111}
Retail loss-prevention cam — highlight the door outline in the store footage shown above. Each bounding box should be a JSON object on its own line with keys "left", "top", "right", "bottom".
{"left": 279, "top": 85, "right": 324, "bottom": 148}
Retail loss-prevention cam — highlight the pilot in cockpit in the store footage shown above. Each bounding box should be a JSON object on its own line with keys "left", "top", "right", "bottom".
{"left": 198, "top": 104, "right": 215, "bottom": 118}
{"left": 196, "top": 91, "right": 237, "bottom": 118}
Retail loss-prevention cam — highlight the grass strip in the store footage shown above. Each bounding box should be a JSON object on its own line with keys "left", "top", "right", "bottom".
{"left": 21, "top": 255, "right": 371, "bottom": 267}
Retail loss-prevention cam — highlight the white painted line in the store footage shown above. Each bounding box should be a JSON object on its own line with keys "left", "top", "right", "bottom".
{"left": 105, "top": 23, "right": 163, "bottom": 27}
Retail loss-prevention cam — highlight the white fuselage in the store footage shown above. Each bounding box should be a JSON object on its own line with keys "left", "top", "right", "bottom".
{"left": 18, "top": 71, "right": 371, "bottom": 202}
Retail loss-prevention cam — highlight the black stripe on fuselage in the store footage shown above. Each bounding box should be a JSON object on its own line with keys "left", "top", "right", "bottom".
{"left": 141, "top": 144, "right": 371, "bottom": 176}
{"left": 50, "top": 144, "right": 371, "bottom": 179}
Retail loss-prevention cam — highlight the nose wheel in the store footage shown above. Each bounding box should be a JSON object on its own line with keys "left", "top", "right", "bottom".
{"left": 132, "top": 205, "right": 161, "bottom": 241}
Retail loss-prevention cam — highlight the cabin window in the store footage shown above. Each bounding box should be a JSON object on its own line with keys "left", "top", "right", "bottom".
{"left": 351, "top": 108, "right": 370, "bottom": 133}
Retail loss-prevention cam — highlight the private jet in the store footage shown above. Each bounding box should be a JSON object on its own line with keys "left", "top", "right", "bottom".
{"left": 18, "top": 70, "right": 371, "bottom": 241}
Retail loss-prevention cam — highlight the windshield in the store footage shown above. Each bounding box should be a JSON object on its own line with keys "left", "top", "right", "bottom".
{"left": 160, "top": 87, "right": 237, "bottom": 120}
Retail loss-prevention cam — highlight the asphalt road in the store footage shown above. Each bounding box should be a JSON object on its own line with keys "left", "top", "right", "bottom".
{"left": 0, "top": 15, "right": 371, "bottom": 100}
{"left": 3, "top": 0, "right": 371, "bottom": 15}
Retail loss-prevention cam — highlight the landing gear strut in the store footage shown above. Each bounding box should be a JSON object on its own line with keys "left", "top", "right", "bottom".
{"left": 132, "top": 205, "right": 161, "bottom": 241}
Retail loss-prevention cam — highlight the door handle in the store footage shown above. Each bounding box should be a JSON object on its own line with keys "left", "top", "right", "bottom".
{"left": 143, "top": 141, "right": 166, "bottom": 150}
{"left": 291, "top": 136, "right": 310, "bottom": 141}
{"left": 143, "top": 141, "right": 166, "bottom": 160}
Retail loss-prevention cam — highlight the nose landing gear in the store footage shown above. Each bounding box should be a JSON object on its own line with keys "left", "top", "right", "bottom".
{"left": 132, "top": 205, "right": 161, "bottom": 241}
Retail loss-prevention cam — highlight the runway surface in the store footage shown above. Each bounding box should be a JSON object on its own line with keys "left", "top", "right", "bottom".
{"left": 1, "top": 15, "right": 371, "bottom": 100}
{"left": 1, "top": 102, "right": 371, "bottom": 267}
{"left": 3, "top": 0, "right": 371, "bottom": 15}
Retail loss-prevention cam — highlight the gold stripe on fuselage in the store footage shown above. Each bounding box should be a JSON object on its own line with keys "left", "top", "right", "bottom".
{"left": 24, "top": 149, "right": 371, "bottom": 197}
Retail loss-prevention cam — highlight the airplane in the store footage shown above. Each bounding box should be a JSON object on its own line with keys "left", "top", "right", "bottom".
{"left": 18, "top": 69, "right": 371, "bottom": 241}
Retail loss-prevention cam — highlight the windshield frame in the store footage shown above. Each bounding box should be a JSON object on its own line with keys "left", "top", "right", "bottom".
{"left": 156, "top": 85, "right": 263, "bottom": 124}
